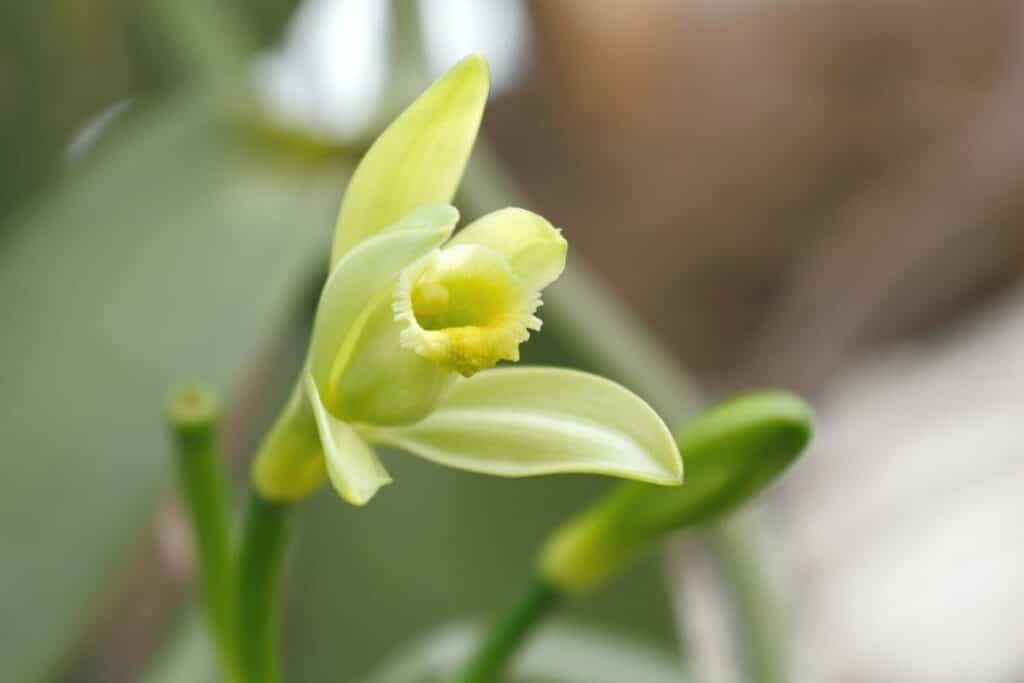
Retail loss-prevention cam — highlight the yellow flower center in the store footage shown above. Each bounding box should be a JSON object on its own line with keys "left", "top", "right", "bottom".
{"left": 394, "top": 244, "right": 542, "bottom": 377}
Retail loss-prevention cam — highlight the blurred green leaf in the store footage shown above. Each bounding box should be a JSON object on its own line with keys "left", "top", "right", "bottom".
{"left": 0, "top": 90, "right": 348, "bottom": 681}
{"left": 362, "top": 621, "right": 687, "bottom": 683}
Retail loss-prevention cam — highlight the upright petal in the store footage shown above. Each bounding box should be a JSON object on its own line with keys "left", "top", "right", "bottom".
{"left": 331, "top": 55, "right": 490, "bottom": 263}
{"left": 450, "top": 208, "right": 567, "bottom": 289}
{"left": 369, "top": 367, "right": 682, "bottom": 484}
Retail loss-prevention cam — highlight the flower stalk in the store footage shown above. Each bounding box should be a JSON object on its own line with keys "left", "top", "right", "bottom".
{"left": 448, "top": 574, "right": 560, "bottom": 683}
{"left": 237, "top": 494, "right": 292, "bottom": 683}
{"left": 165, "top": 385, "right": 238, "bottom": 682}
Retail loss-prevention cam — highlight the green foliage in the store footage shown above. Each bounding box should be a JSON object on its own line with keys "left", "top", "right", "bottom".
{"left": 0, "top": 90, "right": 350, "bottom": 681}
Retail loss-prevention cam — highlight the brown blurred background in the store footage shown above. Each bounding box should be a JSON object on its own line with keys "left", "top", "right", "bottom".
{"left": 496, "top": 0, "right": 1024, "bottom": 394}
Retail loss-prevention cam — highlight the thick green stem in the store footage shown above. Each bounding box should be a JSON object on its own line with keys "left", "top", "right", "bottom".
{"left": 237, "top": 494, "right": 291, "bottom": 683}
{"left": 166, "top": 386, "right": 239, "bottom": 682}
{"left": 449, "top": 574, "right": 560, "bottom": 683}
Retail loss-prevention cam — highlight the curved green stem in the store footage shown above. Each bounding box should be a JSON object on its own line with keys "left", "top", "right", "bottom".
{"left": 448, "top": 574, "right": 560, "bottom": 683}
{"left": 237, "top": 494, "right": 291, "bottom": 683}
{"left": 166, "top": 386, "right": 239, "bottom": 682}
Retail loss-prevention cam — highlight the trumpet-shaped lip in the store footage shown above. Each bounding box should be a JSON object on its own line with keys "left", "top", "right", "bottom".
{"left": 393, "top": 244, "right": 542, "bottom": 377}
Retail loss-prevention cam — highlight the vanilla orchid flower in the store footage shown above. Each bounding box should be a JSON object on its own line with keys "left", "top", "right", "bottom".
{"left": 252, "top": 55, "right": 682, "bottom": 505}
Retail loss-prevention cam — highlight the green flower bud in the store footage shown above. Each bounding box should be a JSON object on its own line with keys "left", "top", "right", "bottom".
{"left": 539, "top": 391, "right": 813, "bottom": 593}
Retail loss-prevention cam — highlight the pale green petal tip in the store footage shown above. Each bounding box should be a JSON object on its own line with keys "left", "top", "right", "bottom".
{"left": 448, "top": 53, "right": 491, "bottom": 94}
{"left": 330, "top": 54, "right": 490, "bottom": 263}
{"left": 328, "top": 459, "right": 393, "bottom": 507}
{"left": 447, "top": 53, "right": 491, "bottom": 102}
{"left": 452, "top": 208, "right": 568, "bottom": 290}
{"left": 461, "top": 52, "right": 490, "bottom": 75}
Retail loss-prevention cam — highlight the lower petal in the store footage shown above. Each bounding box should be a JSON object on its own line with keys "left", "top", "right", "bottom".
{"left": 306, "top": 374, "right": 392, "bottom": 506}
{"left": 251, "top": 380, "right": 328, "bottom": 501}
{"left": 368, "top": 367, "right": 682, "bottom": 485}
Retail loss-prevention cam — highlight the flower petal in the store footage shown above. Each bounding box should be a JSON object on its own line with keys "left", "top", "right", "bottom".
{"left": 331, "top": 55, "right": 489, "bottom": 263}
{"left": 251, "top": 379, "right": 328, "bottom": 501}
{"left": 309, "top": 204, "right": 458, "bottom": 401}
{"left": 370, "top": 367, "right": 682, "bottom": 484}
{"left": 329, "top": 289, "right": 453, "bottom": 426}
{"left": 305, "top": 374, "right": 391, "bottom": 506}
{"left": 450, "top": 208, "right": 567, "bottom": 290}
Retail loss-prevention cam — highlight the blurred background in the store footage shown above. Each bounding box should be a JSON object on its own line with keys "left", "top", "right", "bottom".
{"left": 3, "top": 0, "right": 1024, "bottom": 681}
